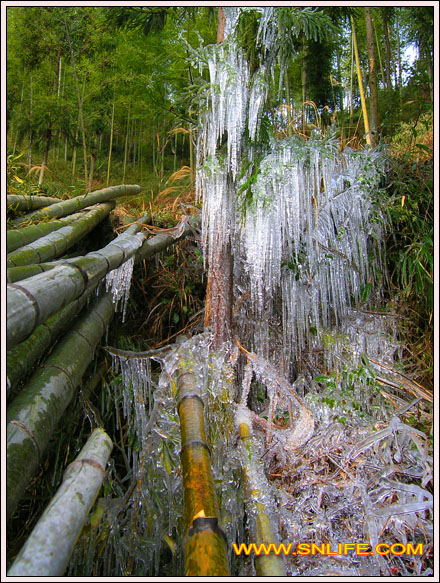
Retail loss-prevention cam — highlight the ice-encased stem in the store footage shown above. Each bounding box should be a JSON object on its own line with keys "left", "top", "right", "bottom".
{"left": 236, "top": 410, "right": 286, "bottom": 577}
{"left": 8, "top": 428, "right": 113, "bottom": 577}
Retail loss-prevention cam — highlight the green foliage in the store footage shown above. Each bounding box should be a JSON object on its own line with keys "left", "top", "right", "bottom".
{"left": 6, "top": 151, "right": 26, "bottom": 190}
{"left": 313, "top": 356, "right": 385, "bottom": 422}
{"left": 383, "top": 149, "right": 433, "bottom": 357}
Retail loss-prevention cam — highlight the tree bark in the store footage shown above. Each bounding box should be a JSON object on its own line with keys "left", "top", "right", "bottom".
{"left": 365, "top": 8, "right": 379, "bottom": 146}
{"left": 217, "top": 7, "right": 225, "bottom": 43}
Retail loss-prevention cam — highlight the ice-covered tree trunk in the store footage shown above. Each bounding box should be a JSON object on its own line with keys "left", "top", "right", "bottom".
{"left": 204, "top": 236, "right": 233, "bottom": 348}
{"left": 203, "top": 8, "right": 234, "bottom": 349}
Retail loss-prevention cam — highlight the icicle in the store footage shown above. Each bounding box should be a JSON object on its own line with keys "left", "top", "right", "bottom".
{"left": 105, "top": 234, "right": 143, "bottom": 322}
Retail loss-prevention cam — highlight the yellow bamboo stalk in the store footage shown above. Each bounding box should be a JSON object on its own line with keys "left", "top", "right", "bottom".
{"left": 177, "top": 365, "right": 229, "bottom": 576}
{"left": 351, "top": 16, "right": 372, "bottom": 147}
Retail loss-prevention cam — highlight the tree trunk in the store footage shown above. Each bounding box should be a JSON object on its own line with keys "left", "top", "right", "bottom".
{"left": 301, "top": 37, "right": 307, "bottom": 134}
{"left": 28, "top": 71, "right": 33, "bottom": 168}
{"left": 87, "top": 151, "right": 95, "bottom": 191}
{"left": 365, "top": 8, "right": 379, "bottom": 146}
{"left": 123, "top": 110, "right": 130, "bottom": 184}
{"left": 203, "top": 12, "right": 234, "bottom": 349}
{"left": 217, "top": 7, "right": 226, "bottom": 44}
{"left": 38, "top": 127, "right": 52, "bottom": 185}
{"left": 351, "top": 16, "right": 372, "bottom": 147}
{"left": 395, "top": 10, "right": 402, "bottom": 101}
{"left": 383, "top": 19, "right": 393, "bottom": 89}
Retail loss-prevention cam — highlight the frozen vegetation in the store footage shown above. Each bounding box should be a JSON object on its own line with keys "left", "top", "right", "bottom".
{"left": 69, "top": 7, "right": 432, "bottom": 577}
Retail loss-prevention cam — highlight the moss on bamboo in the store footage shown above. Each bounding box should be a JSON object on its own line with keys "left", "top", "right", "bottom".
{"left": 7, "top": 211, "right": 86, "bottom": 253}
{"left": 6, "top": 293, "right": 114, "bottom": 521}
{"left": 7, "top": 286, "right": 96, "bottom": 396}
{"left": 8, "top": 428, "right": 113, "bottom": 576}
{"left": 7, "top": 202, "right": 115, "bottom": 268}
{"left": 10, "top": 184, "right": 141, "bottom": 228}
{"left": 7, "top": 194, "right": 63, "bottom": 213}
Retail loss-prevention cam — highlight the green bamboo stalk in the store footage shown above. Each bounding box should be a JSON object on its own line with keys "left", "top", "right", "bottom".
{"left": 6, "top": 292, "right": 114, "bottom": 521}
{"left": 8, "top": 428, "right": 113, "bottom": 576}
{"left": 6, "top": 285, "right": 96, "bottom": 397}
{"left": 7, "top": 194, "right": 63, "bottom": 213}
{"left": 7, "top": 212, "right": 183, "bottom": 282}
{"left": 237, "top": 412, "right": 286, "bottom": 577}
{"left": 7, "top": 201, "right": 115, "bottom": 268}
{"left": 176, "top": 351, "right": 229, "bottom": 577}
{"left": 10, "top": 184, "right": 141, "bottom": 228}
{"left": 7, "top": 263, "right": 50, "bottom": 283}
{"left": 7, "top": 210, "right": 89, "bottom": 253}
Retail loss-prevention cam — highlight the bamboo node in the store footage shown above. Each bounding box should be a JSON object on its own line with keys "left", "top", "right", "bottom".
{"left": 177, "top": 393, "right": 205, "bottom": 410}
{"left": 8, "top": 419, "right": 41, "bottom": 458}
{"left": 187, "top": 516, "right": 228, "bottom": 545}
{"left": 65, "top": 457, "right": 107, "bottom": 479}
{"left": 180, "top": 440, "right": 211, "bottom": 456}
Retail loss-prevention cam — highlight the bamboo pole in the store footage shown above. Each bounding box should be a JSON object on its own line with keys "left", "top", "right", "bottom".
{"left": 236, "top": 411, "right": 286, "bottom": 577}
{"left": 7, "top": 221, "right": 144, "bottom": 349}
{"left": 6, "top": 285, "right": 95, "bottom": 396}
{"left": 176, "top": 350, "right": 229, "bottom": 576}
{"left": 7, "top": 209, "right": 90, "bottom": 253}
{"left": 10, "top": 184, "right": 141, "bottom": 228}
{"left": 6, "top": 293, "right": 114, "bottom": 521}
{"left": 7, "top": 213, "right": 198, "bottom": 348}
{"left": 7, "top": 202, "right": 115, "bottom": 268}
{"left": 351, "top": 16, "right": 372, "bottom": 147}
{"left": 7, "top": 194, "right": 63, "bottom": 213}
{"left": 8, "top": 428, "right": 113, "bottom": 576}
{"left": 106, "top": 95, "right": 115, "bottom": 187}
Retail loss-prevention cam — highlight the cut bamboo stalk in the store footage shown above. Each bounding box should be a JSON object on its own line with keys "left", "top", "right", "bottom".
{"left": 7, "top": 201, "right": 115, "bottom": 268}
{"left": 7, "top": 263, "right": 51, "bottom": 283}
{"left": 8, "top": 428, "right": 113, "bottom": 576}
{"left": 6, "top": 292, "right": 114, "bottom": 521}
{"left": 7, "top": 214, "right": 198, "bottom": 348}
{"left": 6, "top": 285, "right": 96, "bottom": 397}
{"left": 176, "top": 353, "right": 229, "bottom": 576}
{"left": 236, "top": 410, "right": 286, "bottom": 577}
{"left": 10, "top": 184, "right": 141, "bottom": 228}
{"left": 7, "top": 194, "right": 63, "bottom": 213}
{"left": 7, "top": 210, "right": 87, "bottom": 253}
{"left": 7, "top": 231, "right": 144, "bottom": 349}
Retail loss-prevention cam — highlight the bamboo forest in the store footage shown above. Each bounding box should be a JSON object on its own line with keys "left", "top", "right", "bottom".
{"left": 4, "top": 4, "right": 435, "bottom": 579}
